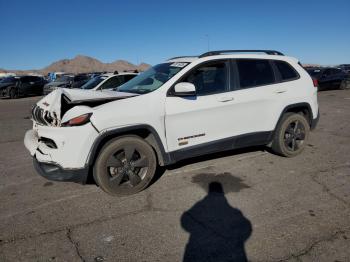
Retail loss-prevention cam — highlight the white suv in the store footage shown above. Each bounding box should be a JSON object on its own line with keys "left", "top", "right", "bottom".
{"left": 24, "top": 50, "right": 319, "bottom": 195}
{"left": 80, "top": 72, "right": 138, "bottom": 91}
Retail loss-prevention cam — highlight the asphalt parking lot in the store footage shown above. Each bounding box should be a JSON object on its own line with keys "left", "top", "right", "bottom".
{"left": 0, "top": 91, "right": 349, "bottom": 262}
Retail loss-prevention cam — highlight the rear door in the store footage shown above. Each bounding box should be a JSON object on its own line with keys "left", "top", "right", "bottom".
{"left": 19, "top": 76, "right": 33, "bottom": 95}
{"left": 224, "top": 59, "right": 283, "bottom": 137}
{"left": 30, "top": 76, "right": 43, "bottom": 94}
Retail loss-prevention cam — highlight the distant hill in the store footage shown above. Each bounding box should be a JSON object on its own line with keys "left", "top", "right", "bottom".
{"left": 2, "top": 55, "right": 151, "bottom": 75}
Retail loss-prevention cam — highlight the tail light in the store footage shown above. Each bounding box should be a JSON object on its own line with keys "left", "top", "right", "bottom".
{"left": 312, "top": 78, "right": 318, "bottom": 88}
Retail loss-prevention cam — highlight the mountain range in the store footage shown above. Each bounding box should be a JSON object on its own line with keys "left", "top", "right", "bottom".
{"left": 0, "top": 55, "right": 151, "bottom": 75}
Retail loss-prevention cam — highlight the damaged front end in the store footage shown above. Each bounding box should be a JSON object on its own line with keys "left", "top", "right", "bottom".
{"left": 32, "top": 88, "right": 137, "bottom": 127}
{"left": 25, "top": 88, "right": 139, "bottom": 175}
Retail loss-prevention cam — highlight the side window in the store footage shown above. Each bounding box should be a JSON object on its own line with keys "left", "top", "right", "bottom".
{"left": 274, "top": 60, "right": 299, "bottom": 81}
{"left": 123, "top": 74, "right": 137, "bottom": 83}
{"left": 21, "top": 76, "right": 31, "bottom": 83}
{"left": 323, "top": 69, "right": 331, "bottom": 76}
{"left": 31, "top": 76, "right": 41, "bottom": 82}
{"left": 183, "top": 61, "right": 229, "bottom": 96}
{"left": 100, "top": 76, "right": 122, "bottom": 90}
{"left": 237, "top": 59, "right": 275, "bottom": 89}
{"left": 331, "top": 68, "right": 341, "bottom": 75}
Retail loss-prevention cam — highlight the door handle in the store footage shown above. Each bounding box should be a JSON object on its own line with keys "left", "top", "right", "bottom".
{"left": 275, "top": 89, "right": 287, "bottom": 94}
{"left": 218, "top": 97, "right": 234, "bottom": 102}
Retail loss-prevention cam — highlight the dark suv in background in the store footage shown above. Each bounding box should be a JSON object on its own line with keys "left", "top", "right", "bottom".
{"left": 43, "top": 74, "right": 89, "bottom": 94}
{"left": 0, "top": 76, "right": 45, "bottom": 99}
{"left": 306, "top": 67, "right": 350, "bottom": 90}
{"left": 338, "top": 64, "right": 350, "bottom": 73}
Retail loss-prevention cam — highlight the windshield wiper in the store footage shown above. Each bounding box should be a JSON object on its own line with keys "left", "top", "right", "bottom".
{"left": 118, "top": 89, "right": 150, "bottom": 94}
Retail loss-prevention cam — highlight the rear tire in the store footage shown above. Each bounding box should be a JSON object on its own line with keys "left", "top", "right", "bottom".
{"left": 271, "top": 113, "right": 310, "bottom": 157}
{"left": 339, "top": 79, "right": 350, "bottom": 90}
{"left": 93, "top": 136, "right": 157, "bottom": 196}
{"left": 9, "top": 88, "right": 18, "bottom": 99}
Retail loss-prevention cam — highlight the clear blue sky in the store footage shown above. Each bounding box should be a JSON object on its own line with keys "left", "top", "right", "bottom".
{"left": 0, "top": 0, "right": 349, "bottom": 70}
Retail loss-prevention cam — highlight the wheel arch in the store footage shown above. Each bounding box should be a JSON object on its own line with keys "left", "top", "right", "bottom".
{"left": 86, "top": 125, "right": 171, "bottom": 169}
{"left": 275, "top": 103, "right": 313, "bottom": 130}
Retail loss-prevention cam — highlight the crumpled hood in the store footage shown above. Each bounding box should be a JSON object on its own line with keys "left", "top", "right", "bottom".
{"left": 33, "top": 88, "right": 138, "bottom": 126}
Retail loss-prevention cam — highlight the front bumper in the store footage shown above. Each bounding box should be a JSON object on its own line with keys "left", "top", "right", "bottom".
{"left": 24, "top": 124, "right": 98, "bottom": 168}
{"left": 33, "top": 157, "right": 88, "bottom": 183}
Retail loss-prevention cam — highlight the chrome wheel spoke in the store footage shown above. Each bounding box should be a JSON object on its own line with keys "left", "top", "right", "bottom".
{"left": 293, "top": 121, "right": 299, "bottom": 132}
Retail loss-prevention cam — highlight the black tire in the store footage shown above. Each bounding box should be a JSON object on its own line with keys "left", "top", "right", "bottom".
{"left": 93, "top": 136, "right": 157, "bottom": 196}
{"left": 271, "top": 113, "right": 310, "bottom": 157}
{"left": 9, "top": 88, "right": 18, "bottom": 99}
{"left": 339, "top": 79, "right": 350, "bottom": 90}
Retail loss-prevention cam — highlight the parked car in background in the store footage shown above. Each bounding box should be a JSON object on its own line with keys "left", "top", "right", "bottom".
{"left": 43, "top": 74, "right": 89, "bottom": 94}
{"left": 338, "top": 64, "right": 350, "bottom": 74}
{"left": 47, "top": 72, "right": 66, "bottom": 82}
{"left": 80, "top": 72, "right": 137, "bottom": 91}
{"left": 306, "top": 67, "right": 350, "bottom": 90}
{"left": 0, "top": 76, "right": 45, "bottom": 98}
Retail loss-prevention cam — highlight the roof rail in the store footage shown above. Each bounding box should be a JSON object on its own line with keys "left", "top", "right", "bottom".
{"left": 199, "top": 50, "right": 284, "bottom": 58}
{"left": 167, "top": 56, "right": 198, "bottom": 61}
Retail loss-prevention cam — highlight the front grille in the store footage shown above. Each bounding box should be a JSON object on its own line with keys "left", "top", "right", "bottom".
{"left": 32, "top": 106, "right": 56, "bottom": 126}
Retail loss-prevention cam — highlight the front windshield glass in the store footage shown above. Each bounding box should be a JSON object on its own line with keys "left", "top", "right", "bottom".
{"left": 1, "top": 77, "right": 15, "bottom": 83}
{"left": 117, "top": 62, "right": 188, "bottom": 94}
{"left": 55, "top": 75, "right": 72, "bottom": 82}
{"left": 81, "top": 76, "right": 108, "bottom": 89}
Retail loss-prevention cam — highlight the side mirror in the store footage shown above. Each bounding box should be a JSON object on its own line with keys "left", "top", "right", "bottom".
{"left": 174, "top": 82, "right": 196, "bottom": 96}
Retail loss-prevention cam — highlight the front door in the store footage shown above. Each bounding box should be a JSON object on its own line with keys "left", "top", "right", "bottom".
{"left": 165, "top": 60, "right": 236, "bottom": 152}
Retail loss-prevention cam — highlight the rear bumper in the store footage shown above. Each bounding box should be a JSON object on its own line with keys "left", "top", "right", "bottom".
{"left": 311, "top": 110, "right": 320, "bottom": 130}
{"left": 33, "top": 157, "right": 89, "bottom": 184}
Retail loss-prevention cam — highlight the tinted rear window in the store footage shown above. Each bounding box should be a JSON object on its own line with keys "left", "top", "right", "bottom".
{"left": 237, "top": 59, "right": 275, "bottom": 88}
{"left": 275, "top": 60, "right": 298, "bottom": 80}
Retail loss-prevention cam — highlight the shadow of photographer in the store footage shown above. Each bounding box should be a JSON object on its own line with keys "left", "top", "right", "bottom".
{"left": 181, "top": 180, "right": 252, "bottom": 262}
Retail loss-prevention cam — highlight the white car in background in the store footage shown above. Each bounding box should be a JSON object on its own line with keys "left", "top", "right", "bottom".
{"left": 81, "top": 72, "right": 138, "bottom": 91}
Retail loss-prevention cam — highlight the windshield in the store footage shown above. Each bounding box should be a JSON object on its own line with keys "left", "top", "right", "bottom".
{"left": 81, "top": 75, "right": 108, "bottom": 89}
{"left": 117, "top": 62, "right": 188, "bottom": 94}
{"left": 55, "top": 75, "right": 72, "bottom": 82}
{"left": 0, "top": 77, "right": 16, "bottom": 83}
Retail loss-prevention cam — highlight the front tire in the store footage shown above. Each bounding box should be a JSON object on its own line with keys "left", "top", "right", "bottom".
{"left": 271, "top": 113, "right": 310, "bottom": 157}
{"left": 93, "top": 136, "right": 157, "bottom": 196}
{"left": 9, "top": 88, "right": 18, "bottom": 99}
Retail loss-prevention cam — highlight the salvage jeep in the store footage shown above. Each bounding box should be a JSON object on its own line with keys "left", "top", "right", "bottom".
{"left": 24, "top": 50, "right": 319, "bottom": 196}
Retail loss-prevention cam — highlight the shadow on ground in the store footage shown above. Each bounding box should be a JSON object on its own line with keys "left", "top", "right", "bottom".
{"left": 181, "top": 178, "right": 252, "bottom": 262}
{"left": 147, "top": 145, "right": 266, "bottom": 188}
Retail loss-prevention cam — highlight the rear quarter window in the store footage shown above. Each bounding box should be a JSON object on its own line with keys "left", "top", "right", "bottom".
{"left": 274, "top": 60, "right": 299, "bottom": 81}
{"left": 236, "top": 59, "right": 275, "bottom": 89}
